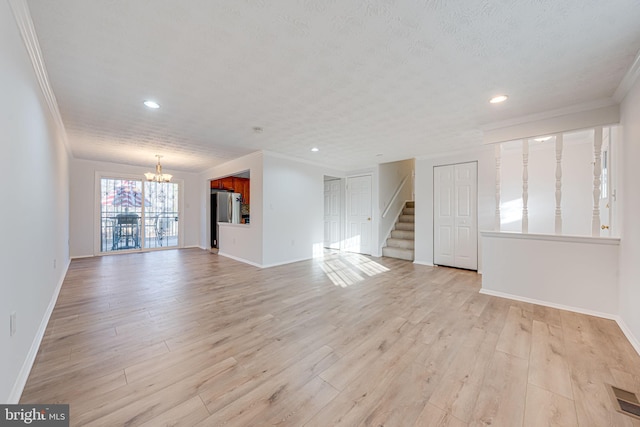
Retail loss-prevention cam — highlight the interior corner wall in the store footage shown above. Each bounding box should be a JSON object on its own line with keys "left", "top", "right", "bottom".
{"left": 200, "top": 152, "right": 264, "bottom": 266}
{"left": 414, "top": 147, "right": 494, "bottom": 270}
{"left": 69, "top": 158, "right": 201, "bottom": 257}
{"left": 0, "top": 2, "right": 70, "bottom": 402}
{"left": 619, "top": 74, "right": 640, "bottom": 349}
{"left": 378, "top": 159, "right": 415, "bottom": 253}
{"left": 262, "top": 154, "right": 325, "bottom": 267}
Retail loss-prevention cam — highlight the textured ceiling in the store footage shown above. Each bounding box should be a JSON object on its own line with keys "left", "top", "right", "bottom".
{"left": 25, "top": 0, "right": 640, "bottom": 172}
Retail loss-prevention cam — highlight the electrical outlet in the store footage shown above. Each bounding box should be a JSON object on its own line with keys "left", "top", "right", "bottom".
{"left": 10, "top": 312, "right": 16, "bottom": 336}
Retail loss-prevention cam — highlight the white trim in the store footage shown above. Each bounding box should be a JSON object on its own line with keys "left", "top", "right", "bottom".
{"left": 261, "top": 256, "right": 313, "bottom": 269}
{"left": 70, "top": 254, "right": 93, "bottom": 259}
{"left": 479, "top": 288, "right": 618, "bottom": 321}
{"left": 480, "top": 230, "right": 620, "bottom": 245}
{"left": 482, "top": 104, "right": 620, "bottom": 145}
{"left": 413, "top": 260, "right": 434, "bottom": 267}
{"left": 262, "top": 150, "right": 347, "bottom": 172}
{"left": 415, "top": 145, "right": 491, "bottom": 161}
{"left": 615, "top": 317, "right": 640, "bottom": 357}
{"left": 614, "top": 49, "right": 640, "bottom": 102}
{"left": 481, "top": 98, "right": 617, "bottom": 132}
{"left": 8, "top": 0, "right": 72, "bottom": 157}
{"left": 217, "top": 252, "right": 262, "bottom": 268}
{"left": 182, "top": 245, "right": 201, "bottom": 249}
{"left": 479, "top": 288, "right": 640, "bottom": 357}
{"left": 8, "top": 259, "right": 69, "bottom": 403}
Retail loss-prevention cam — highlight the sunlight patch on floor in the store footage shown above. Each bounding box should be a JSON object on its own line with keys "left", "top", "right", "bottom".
{"left": 318, "top": 252, "right": 390, "bottom": 288}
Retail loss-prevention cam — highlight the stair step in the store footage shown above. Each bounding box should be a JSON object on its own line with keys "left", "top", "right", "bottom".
{"left": 386, "top": 238, "right": 415, "bottom": 249}
{"left": 406, "top": 201, "right": 415, "bottom": 208}
{"left": 403, "top": 207, "right": 415, "bottom": 215}
{"left": 395, "top": 222, "right": 415, "bottom": 231}
{"left": 399, "top": 214, "right": 414, "bottom": 223}
{"left": 382, "top": 246, "right": 414, "bottom": 261}
{"left": 391, "top": 229, "right": 415, "bottom": 239}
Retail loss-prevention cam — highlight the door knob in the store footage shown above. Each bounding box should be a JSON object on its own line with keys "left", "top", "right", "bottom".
{"left": 601, "top": 225, "right": 609, "bottom": 230}
{"left": 367, "top": 217, "right": 371, "bottom": 221}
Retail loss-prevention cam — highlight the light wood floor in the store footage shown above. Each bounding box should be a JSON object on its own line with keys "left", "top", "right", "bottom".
{"left": 21, "top": 248, "right": 640, "bottom": 426}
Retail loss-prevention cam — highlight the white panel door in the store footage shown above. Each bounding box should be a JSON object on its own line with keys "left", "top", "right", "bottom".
{"left": 434, "top": 166, "right": 455, "bottom": 266}
{"left": 346, "top": 175, "right": 372, "bottom": 255}
{"left": 324, "top": 179, "right": 341, "bottom": 249}
{"left": 434, "top": 162, "right": 478, "bottom": 270}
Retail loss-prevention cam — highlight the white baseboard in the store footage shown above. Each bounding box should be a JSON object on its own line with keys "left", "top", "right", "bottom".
{"left": 261, "top": 256, "right": 312, "bottom": 269}
{"left": 70, "top": 254, "right": 93, "bottom": 259}
{"left": 614, "top": 316, "right": 640, "bottom": 357}
{"left": 413, "top": 260, "right": 434, "bottom": 267}
{"left": 479, "top": 288, "right": 618, "bottom": 321}
{"left": 217, "top": 252, "right": 262, "bottom": 268}
{"left": 8, "top": 259, "right": 69, "bottom": 403}
{"left": 479, "top": 288, "right": 640, "bottom": 357}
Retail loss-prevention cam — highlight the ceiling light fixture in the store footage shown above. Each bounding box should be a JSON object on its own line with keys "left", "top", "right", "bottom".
{"left": 489, "top": 95, "right": 508, "bottom": 104}
{"left": 144, "top": 155, "right": 172, "bottom": 182}
{"left": 311, "top": 147, "right": 319, "bottom": 152}
{"left": 144, "top": 100, "right": 160, "bottom": 109}
{"left": 534, "top": 136, "right": 553, "bottom": 142}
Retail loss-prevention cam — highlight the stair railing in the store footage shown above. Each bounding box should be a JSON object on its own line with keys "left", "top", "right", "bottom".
{"left": 382, "top": 174, "right": 410, "bottom": 218}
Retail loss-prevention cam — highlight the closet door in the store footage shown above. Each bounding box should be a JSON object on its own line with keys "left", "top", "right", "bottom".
{"left": 434, "top": 162, "right": 478, "bottom": 270}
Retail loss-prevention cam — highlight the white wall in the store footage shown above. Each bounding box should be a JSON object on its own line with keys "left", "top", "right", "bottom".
{"left": 378, "top": 159, "right": 414, "bottom": 251}
{"left": 481, "top": 232, "right": 620, "bottom": 316}
{"left": 69, "top": 158, "right": 201, "bottom": 257}
{"left": 0, "top": 2, "right": 70, "bottom": 402}
{"left": 619, "top": 73, "right": 640, "bottom": 351}
{"left": 414, "top": 147, "right": 494, "bottom": 270}
{"left": 262, "top": 153, "right": 326, "bottom": 267}
{"left": 200, "top": 151, "right": 264, "bottom": 266}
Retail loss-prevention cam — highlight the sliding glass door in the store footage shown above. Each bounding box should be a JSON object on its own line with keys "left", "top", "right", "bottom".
{"left": 99, "top": 178, "right": 180, "bottom": 253}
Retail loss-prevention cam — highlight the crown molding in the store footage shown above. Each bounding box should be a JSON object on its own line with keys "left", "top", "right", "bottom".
{"left": 414, "top": 144, "right": 492, "bottom": 161}
{"left": 614, "top": 48, "right": 640, "bottom": 103}
{"left": 480, "top": 98, "right": 617, "bottom": 132}
{"left": 8, "top": 0, "right": 72, "bottom": 157}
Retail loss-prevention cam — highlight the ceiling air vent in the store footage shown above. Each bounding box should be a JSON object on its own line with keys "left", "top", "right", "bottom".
{"left": 608, "top": 384, "right": 640, "bottom": 420}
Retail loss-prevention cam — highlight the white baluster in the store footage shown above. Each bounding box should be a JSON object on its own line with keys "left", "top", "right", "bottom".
{"left": 592, "top": 127, "right": 603, "bottom": 236}
{"left": 555, "top": 134, "right": 563, "bottom": 234}
{"left": 495, "top": 144, "right": 502, "bottom": 231}
{"left": 522, "top": 139, "right": 529, "bottom": 234}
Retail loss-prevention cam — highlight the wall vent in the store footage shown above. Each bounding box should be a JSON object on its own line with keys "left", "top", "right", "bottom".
{"left": 608, "top": 384, "right": 640, "bottom": 420}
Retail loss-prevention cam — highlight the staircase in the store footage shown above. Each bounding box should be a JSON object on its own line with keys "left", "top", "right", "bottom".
{"left": 382, "top": 201, "right": 415, "bottom": 261}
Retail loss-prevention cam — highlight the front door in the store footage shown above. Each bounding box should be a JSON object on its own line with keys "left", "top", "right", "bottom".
{"left": 345, "top": 175, "right": 372, "bottom": 255}
{"left": 434, "top": 162, "right": 478, "bottom": 270}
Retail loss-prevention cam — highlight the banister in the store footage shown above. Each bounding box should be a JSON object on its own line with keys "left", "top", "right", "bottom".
{"left": 382, "top": 174, "right": 410, "bottom": 219}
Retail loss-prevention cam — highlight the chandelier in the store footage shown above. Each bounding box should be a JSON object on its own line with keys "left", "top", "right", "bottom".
{"left": 144, "top": 155, "right": 172, "bottom": 182}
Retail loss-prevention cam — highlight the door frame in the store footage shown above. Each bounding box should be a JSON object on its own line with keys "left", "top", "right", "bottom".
{"left": 323, "top": 176, "right": 344, "bottom": 250}
{"left": 94, "top": 171, "right": 184, "bottom": 256}
{"left": 345, "top": 173, "right": 374, "bottom": 255}
{"left": 432, "top": 161, "right": 478, "bottom": 270}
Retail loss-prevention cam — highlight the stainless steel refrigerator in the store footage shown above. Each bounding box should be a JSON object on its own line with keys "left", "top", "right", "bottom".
{"left": 211, "top": 191, "right": 242, "bottom": 249}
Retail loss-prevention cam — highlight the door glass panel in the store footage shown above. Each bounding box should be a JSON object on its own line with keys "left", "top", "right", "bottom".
{"left": 100, "top": 179, "right": 144, "bottom": 252}
{"left": 144, "top": 182, "right": 179, "bottom": 249}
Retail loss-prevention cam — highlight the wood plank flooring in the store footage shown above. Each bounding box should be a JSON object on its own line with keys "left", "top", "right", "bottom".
{"left": 20, "top": 248, "right": 640, "bottom": 426}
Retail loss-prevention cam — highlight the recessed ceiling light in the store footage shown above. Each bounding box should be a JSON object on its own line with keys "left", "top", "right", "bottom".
{"left": 489, "top": 95, "right": 508, "bottom": 104}
{"left": 311, "top": 147, "right": 319, "bottom": 152}
{"left": 534, "top": 136, "right": 553, "bottom": 142}
{"left": 144, "top": 100, "right": 160, "bottom": 109}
